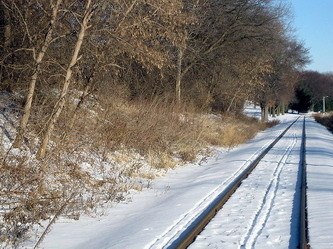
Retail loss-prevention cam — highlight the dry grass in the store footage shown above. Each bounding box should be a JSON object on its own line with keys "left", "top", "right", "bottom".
{"left": 201, "top": 114, "right": 279, "bottom": 150}
{"left": 0, "top": 89, "right": 279, "bottom": 247}
{"left": 313, "top": 112, "right": 333, "bottom": 131}
{"left": 0, "top": 148, "right": 135, "bottom": 247}
{"left": 71, "top": 96, "right": 206, "bottom": 168}
{"left": 77, "top": 98, "right": 278, "bottom": 167}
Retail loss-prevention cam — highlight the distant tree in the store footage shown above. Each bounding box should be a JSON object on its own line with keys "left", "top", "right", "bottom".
{"left": 289, "top": 87, "right": 312, "bottom": 113}
{"left": 170, "top": 0, "right": 286, "bottom": 108}
{"left": 296, "top": 71, "right": 333, "bottom": 112}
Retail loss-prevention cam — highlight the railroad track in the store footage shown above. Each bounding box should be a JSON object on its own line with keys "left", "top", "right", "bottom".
{"left": 163, "top": 117, "right": 309, "bottom": 249}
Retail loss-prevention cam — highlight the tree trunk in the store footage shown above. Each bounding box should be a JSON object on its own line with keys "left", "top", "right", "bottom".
{"left": 0, "top": 4, "right": 12, "bottom": 89}
{"left": 281, "top": 103, "right": 285, "bottom": 115}
{"left": 276, "top": 105, "right": 280, "bottom": 116}
{"left": 68, "top": 73, "right": 95, "bottom": 130}
{"left": 0, "top": 3, "right": 11, "bottom": 47}
{"left": 0, "top": 4, "right": 11, "bottom": 47}
{"left": 226, "top": 95, "right": 237, "bottom": 113}
{"left": 261, "top": 106, "right": 265, "bottom": 122}
{"left": 176, "top": 47, "right": 183, "bottom": 104}
{"left": 261, "top": 105, "right": 268, "bottom": 122}
{"left": 37, "top": 0, "right": 93, "bottom": 159}
{"left": 264, "top": 106, "right": 269, "bottom": 121}
{"left": 13, "top": 0, "right": 62, "bottom": 148}
{"left": 272, "top": 106, "right": 276, "bottom": 117}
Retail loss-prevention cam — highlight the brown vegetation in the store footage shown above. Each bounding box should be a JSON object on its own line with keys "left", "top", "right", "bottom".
{"left": 0, "top": 91, "right": 278, "bottom": 247}
{"left": 0, "top": 0, "right": 308, "bottom": 246}
{"left": 293, "top": 71, "right": 333, "bottom": 112}
{"left": 313, "top": 113, "right": 333, "bottom": 131}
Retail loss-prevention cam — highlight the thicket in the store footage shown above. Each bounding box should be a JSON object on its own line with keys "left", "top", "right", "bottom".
{"left": 291, "top": 71, "right": 333, "bottom": 112}
{"left": 0, "top": 0, "right": 309, "bottom": 246}
{"left": 313, "top": 113, "right": 333, "bottom": 132}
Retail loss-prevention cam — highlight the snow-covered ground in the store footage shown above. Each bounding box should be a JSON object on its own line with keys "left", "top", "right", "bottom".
{"left": 306, "top": 118, "right": 333, "bottom": 249}
{"left": 243, "top": 103, "right": 262, "bottom": 119}
{"left": 20, "top": 112, "right": 300, "bottom": 248}
{"left": 189, "top": 117, "right": 303, "bottom": 249}
{"left": 15, "top": 109, "right": 333, "bottom": 249}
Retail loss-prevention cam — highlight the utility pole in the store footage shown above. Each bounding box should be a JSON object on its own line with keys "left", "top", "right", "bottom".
{"left": 323, "top": 96, "right": 328, "bottom": 113}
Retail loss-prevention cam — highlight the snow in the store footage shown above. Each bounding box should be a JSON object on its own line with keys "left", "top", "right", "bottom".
{"left": 2, "top": 101, "right": 331, "bottom": 248}
{"left": 243, "top": 102, "right": 262, "bottom": 119}
{"left": 305, "top": 118, "right": 333, "bottom": 249}
{"left": 189, "top": 117, "right": 303, "bottom": 249}
{"left": 23, "top": 113, "right": 303, "bottom": 249}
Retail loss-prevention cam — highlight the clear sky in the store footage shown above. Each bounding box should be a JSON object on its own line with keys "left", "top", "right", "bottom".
{"left": 289, "top": 0, "right": 333, "bottom": 73}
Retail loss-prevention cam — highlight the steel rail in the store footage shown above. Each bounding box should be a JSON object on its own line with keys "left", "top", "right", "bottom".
{"left": 299, "top": 117, "right": 310, "bottom": 249}
{"left": 167, "top": 117, "right": 300, "bottom": 249}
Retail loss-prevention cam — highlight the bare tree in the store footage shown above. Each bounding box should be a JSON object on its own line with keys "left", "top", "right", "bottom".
{"left": 13, "top": 0, "right": 63, "bottom": 148}
{"left": 0, "top": 1, "right": 13, "bottom": 90}
{"left": 37, "top": 0, "right": 94, "bottom": 159}
{"left": 170, "top": 0, "right": 292, "bottom": 108}
{"left": 176, "top": 45, "right": 184, "bottom": 104}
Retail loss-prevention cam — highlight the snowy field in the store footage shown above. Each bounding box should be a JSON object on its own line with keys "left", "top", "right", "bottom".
{"left": 17, "top": 109, "right": 333, "bottom": 249}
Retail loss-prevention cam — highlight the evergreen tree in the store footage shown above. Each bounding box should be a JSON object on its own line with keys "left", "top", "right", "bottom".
{"left": 290, "top": 87, "right": 312, "bottom": 113}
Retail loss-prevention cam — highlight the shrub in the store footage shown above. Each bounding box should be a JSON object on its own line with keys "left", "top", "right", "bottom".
{"left": 313, "top": 112, "right": 333, "bottom": 131}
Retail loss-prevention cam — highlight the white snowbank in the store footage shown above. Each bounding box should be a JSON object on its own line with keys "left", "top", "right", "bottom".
{"left": 306, "top": 117, "right": 333, "bottom": 248}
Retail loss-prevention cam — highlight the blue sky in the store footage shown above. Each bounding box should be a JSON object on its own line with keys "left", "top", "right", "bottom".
{"left": 289, "top": 0, "right": 333, "bottom": 73}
